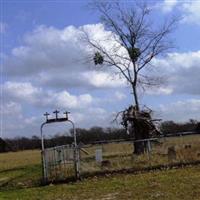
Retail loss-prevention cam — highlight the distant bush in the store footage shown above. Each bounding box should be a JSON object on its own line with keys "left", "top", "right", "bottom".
{"left": 160, "top": 119, "right": 199, "bottom": 135}
{"left": 4, "top": 127, "right": 128, "bottom": 151}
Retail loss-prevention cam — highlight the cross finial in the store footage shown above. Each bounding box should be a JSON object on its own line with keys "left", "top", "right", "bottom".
{"left": 63, "top": 111, "right": 70, "bottom": 119}
{"left": 44, "top": 112, "right": 50, "bottom": 121}
{"left": 53, "top": 110, "right": 59, "bottom": 119}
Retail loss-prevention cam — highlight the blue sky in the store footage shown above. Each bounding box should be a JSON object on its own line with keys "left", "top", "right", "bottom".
{"left": 1, "top": 0, "right": 200, "bottom": 138}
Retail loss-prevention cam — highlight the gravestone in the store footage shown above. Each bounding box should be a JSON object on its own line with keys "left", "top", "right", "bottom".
{"left": 167, "top": 146, "right": 176, "bottom": 162}
{"left": 184, "top": 144, "right": 192, "bottom": 149}
{"left": 95, "top": 148, "right": 102, "bottom": 163}
{"left": 101, "top": 160, "right": 111, "bottom": 167}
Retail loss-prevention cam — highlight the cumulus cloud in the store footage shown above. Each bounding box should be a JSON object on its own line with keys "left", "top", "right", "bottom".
{"left": 4, "top": 24, "right": 124, "bottom": 89}
{"left": 158, "top": 99, "right": 200, "bottom": 122}
{"left": 2, "top": 23, "right": 128, "bottom": 137}
{"left": 114, "top": 91, "right": 126, "bottom": 100}
{"left": 3, "top": 81, "right": 94, "bottom": 109}
{"left": 1, "top": 80, "right": 119, "bottom": 137}
{"left": 0, "top": 101, "right": 38, "bottom": 138}
{"left": 1, "top": 96, "right": 114, "bottom": 138}
{"left": 7, "top": 23, "right": 199, "bottom": 96}
{"left": 4, "top": 82, "right": 42, "bottom": 104}
{"left": 82, "top": 71, "right": 125, "bottom": 88}
{"left": 160, "top": 0, "right": 178, "bottom": 13}
{"left": 2, "top": 22, "right": 200, "bottom": 137}
{"left": 152, "top": 51, "right": 200, "bottom": 95}
{"left": 0, "top": 101, "right": 22, "bottom": 116}
{"left": 52, "top": 91, "right": 93, "bottom": 109}
{"left": 5, "top": 25, "right": 87, "bottom": 77}
{"left": 71, "top": 107, "right": 109, "bottom": 128}
{"left": 0, "top": 98, "right": 112, "bottom": 138}
{"left": 146, "top": 87, "right": 173, "bottom": 95}
{"left": 181, "top": 1, "right": 200, "bottom": 25}
{"left": 158, "top": 1, "right": 200, "bottom": 26}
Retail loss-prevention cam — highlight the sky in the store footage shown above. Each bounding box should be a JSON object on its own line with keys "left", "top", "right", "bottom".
{"left": 1, "top": 0, "right": 200, "bottom": 138}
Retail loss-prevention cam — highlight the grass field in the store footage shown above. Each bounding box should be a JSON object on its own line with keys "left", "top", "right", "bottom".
{"left": 80, "top": 135, "right": 200, "bottom": 174}
{"left": 0, "top": 150, "right": 41, "bottom": 192}
{"left": 1, "top": 164, "right": 200, "bottom": 199}
{"left": 1, "top": 135, "right": 200, "bottom": 199}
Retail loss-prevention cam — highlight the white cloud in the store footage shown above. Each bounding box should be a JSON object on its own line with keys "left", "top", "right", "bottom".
{"left": 158, "top": 99, "right": 200, "bottom": 122}
{"left": 2, "top": 22, "right": 200, "bottom": 137}
{"left": 3, "top": 81, "right": 94, "bottom": 109}
{"left": 161, "top": 0, "right": 178, "bottom": 13}
{"left": 0, "top": 101, "right": 38, "bottom": 138}
{"left": 147, "top": 87, "right": 173, "bottom": 95}
{"left": 71, "top": 107, "right": 108, "bottom": 126}
{"left": 157, "top": 1, "right": 200, "bottom": 26}
{"left": 114, "top": 91, "right": 126, "bottom": 100}
{"left": 152, "top": 51, "right": 200, "bottom": 95}
{"left": 4, "top": 24, "right": 125, "bottom": 89}
{"left": 4, "top": 81, "right": 42, "bottom": 104}
{"left": 52, "top": 91, "right": 93, "bottom": 109}
{"left": 0, "top": 98, "right": 112, "bottom": 138}
{"left": 1, "top": 96, "right": 113, "bottom": 138}
{"left": 0, "top": 101, "right": 22, "bottom": 116}
{"left": 181, "top": 1, "right": 200, "bottom": 25}
{"left": 1, "top": 83, "right": 112, "bottom": 137}
{"left": 82, "top": 71, "right": 125, "bottom": 88}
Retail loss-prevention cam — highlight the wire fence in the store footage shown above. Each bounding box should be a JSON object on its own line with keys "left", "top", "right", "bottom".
{"left": 79, "top": 134, "right": 200, "bottom": 176}
{"left": 41, "top": 134, "right": 200, "bottom": 182}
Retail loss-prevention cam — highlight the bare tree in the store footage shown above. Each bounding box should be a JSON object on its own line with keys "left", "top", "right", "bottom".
{"left": 82, "top": 1, "right": 178, "bottom": 154}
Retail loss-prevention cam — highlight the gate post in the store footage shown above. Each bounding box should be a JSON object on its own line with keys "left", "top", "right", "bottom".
{"left": 68, "top": 120, "right": 80, "bottom": 180}
{"left": 40, "top": 122, "right": 48, "bottom": 184}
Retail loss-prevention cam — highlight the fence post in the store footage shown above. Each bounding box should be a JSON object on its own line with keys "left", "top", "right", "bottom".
{"left": 40, "top": 122, "right": 48, "bottom": 184}
{"left": 147, "top": 140, "right": 151, "bottom": 161}
{"left": 74, "top": 145, "right": 80, "bottom": 180}
{"left": 68, "top": 120, "right": 80, "bottom": 180}
{"left": 147, "top": 140, "right": 151, "bottom": 152}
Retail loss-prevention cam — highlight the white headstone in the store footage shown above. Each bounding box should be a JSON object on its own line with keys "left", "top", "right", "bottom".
{"left": 95, "top": 148, "right": 102, "bottom": 163}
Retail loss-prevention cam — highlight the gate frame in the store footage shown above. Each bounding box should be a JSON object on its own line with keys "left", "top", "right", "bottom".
{"left": 40, "top": 111, "right": 80, "bottom": 183}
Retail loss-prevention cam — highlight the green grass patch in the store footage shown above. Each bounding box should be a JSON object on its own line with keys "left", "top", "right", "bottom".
{"left": 1, "top": 136, "right": 200, "bottom": 199}
{"left": 0, "top": 164, "right": 42, "bottom": 191}
{"left": 1, "top": 165, "right": 200, "bottom": 200}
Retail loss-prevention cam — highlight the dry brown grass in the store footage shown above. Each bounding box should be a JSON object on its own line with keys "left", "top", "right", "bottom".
{"left": 80, "top": 135, "right": 200, "bottom": 174}
{"left": 1, "top": 135, "right": 200, "bottom": 187}
{"left": 0, "top": 150, "right": 41, "bottom": 171}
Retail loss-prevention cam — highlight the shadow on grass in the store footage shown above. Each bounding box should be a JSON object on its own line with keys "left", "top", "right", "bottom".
{"left": 2, "top": 159, "right": 200, "bottom": 191}
{"left": 42, "top": 159, "right": 200, "bottom": 187}
{"left": 0, "top": 164, "right": 42, "bottom": 191}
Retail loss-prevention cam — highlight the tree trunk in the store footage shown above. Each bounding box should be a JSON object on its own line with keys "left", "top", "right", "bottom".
{"left": 133, "top": 118, "right": 149, "bottom": 155}
{"left": 132, "top": 82, "right": 139, "bottom": 111}
{"left": 131, "top": 84, "right": 148, "bottom": 154}
{"left": 134, "top": 141, "right": 147, "bottom": 154}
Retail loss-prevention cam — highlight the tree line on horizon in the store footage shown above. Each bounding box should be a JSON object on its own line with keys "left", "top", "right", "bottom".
{"left": 1, "top": 120, "right": 200, "bottom": 152}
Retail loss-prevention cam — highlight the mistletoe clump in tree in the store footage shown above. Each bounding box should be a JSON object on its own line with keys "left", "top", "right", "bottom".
{"left": 83, "top": 2, "right": 178, "bottom": 154}
{"left": 94, "top": 52, "right": 104, "bottom": 65}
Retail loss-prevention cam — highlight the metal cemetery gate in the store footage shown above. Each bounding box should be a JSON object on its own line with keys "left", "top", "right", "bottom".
{"left": 42, "top": 144, "right": 77, "bottom": 182}
{"left": 40, "top": 111, "right": 80, "bottom": 183}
